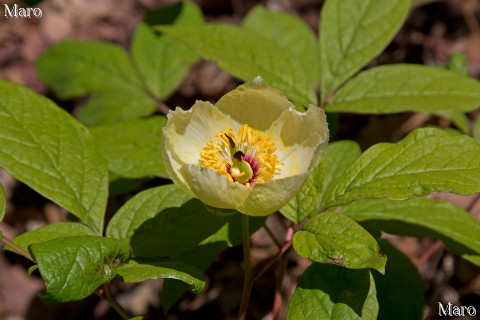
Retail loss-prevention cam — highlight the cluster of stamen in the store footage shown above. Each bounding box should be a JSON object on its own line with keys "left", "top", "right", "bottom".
{"left": 199, "top": 124, "right": 282, "bottom": 187}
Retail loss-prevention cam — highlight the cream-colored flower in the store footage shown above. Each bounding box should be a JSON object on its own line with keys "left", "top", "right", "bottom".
{"left": 162, "top": 77, "right": 329, "bottom": 216}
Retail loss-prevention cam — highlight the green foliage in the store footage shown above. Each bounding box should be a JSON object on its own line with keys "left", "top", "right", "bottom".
{"left": 158, "top": 24, "right": 316, "bottom": 106}
{"left": 29, "top": 235, "right": 131, "bottom": 302}
{"left": 0, "top": 185, "right": 4, "bottom": 222}
{"left": 243, "top": 6, "right": 319, "bottom": 86}
{"left": 117, "top": 259, "right": 205, "bottom": 293}
{"left": 90, "top": 117, "right": 168, "bottom": 179}
{"left": 36, "top": 1, "right": 202, "bottom": 127}
{"left": 338, "top": 198, "right": 480, "bottom": 264}
{"left": 327, "top": 65, "right": 480, "bottom": 114}
{"left": 325, "top": 128, "right": 480, "bottom": 207}
{"left": 287, "top": 263, "right": 378, "bottom": 320}
{"left": 293, "top": 212, "right": 386, "bottom": 273}
{"left": 319, "top": 0, "right": 410, "bottom": 99}
{"left": 0, "top": 81, "right": 108, "bottom": 234}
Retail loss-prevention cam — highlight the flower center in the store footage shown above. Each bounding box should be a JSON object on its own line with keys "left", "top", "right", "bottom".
{"left": 199, "top": 124, "right": 282, "bottom": 187}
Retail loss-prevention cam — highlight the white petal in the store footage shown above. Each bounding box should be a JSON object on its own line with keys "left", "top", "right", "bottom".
{"left": 180, "top": 164, "right": 252, "bottom": 209}
{"left": 161, "top": 134, "right": 191, "bottom": 193}
{"left": 268, "top": 106, "right": 329, "bottom": 177}
{"left": 238, "top": 174, "right": 309, "bottom": 216}
{"left": 216, "top": 78, "right": 293, "bottom": 131}
{"left": 164, "top": 101, "right": 233, "bottom": 165}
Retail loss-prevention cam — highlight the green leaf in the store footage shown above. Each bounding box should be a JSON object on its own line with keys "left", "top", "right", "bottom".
{"left": 327, "top": 65, "right": 480, "bottom": 114}
{"left": 325, "top": 128, "right": 480, "bottom": 207}
{"left": 281, "top": 141, "right": 361, "bottom": 223}
{"left": 132, "top": 2, "right": 202, "bottom": 99}
{"left": 320, "top": 0, "right": 410, "bottom": 98}
{"left": 77, "top": 92, "right": 156, "bottom": 127}
{"left": 0, "top": 82, "right": 108, "bottom": 234}
{"left": 473, "top": 116, "right": 480, "bottom": 142}
{"left": 338, "top": 198, "right": 480, "bottom": 260}
{"left": 320, "top": 141, "right": 362, "bottom": 208}
{"left": 30, "top": 235, "right": 131, "bottom": 302}
{"left": 0, "top": 184, "right": 5, "bottom": 222}
{"left": 374, "top": 239, "right": 424, "bottom": 320}
{"left": 106, "top": 184, "right": 234, "bottom": 258}
{"left": 434, "top": 110, "right": 469, "bottom": 133}
{"left": 243, "top": 6, "right": 319, "bottom": 86}
{"left": 36, "top": 40, "right": 156, "bottom": 127}
{"left": 129, "top": 199, "right": 233, "bottom": 258}
{"left": 117, "top": 259, "right": 205, "bottom": 293}
{"left": 281, "top": 157, "right": 328, "bottom": 224}
{"left": 10, "top": 222, "right": 95, "bottom": 252}
{"left": 90, "top": 117, "right": 168, "bottom": 179}
{"left": 287, "top": 263, "right": 378, "bottom": 320}
{"left": 293, "top": 212, "right": 386, "bottom": 272}
{"left": 158, "top": 24, "right": 316, "bottom": 106}
{"left": 36, "top": 40, "right": 144, "bottom": 99}
{"left": 448, "top": 52, "right": 468, "bottom": 76}
{"left": 106, "top": 184, "right": 191, "bottom": 240}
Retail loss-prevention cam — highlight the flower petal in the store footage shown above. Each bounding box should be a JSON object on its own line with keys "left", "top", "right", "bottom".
{"left": 180, "top": 164, "right": 252, "bottom": 209}
{"left": 165, "top": 101, "right": 234, "bottom": 165}
{"left": 238, "top": 173, "right": 309, "bottom": 216}
{"left": 269, "top": 106, "right": 329, "bottom": 177}
{"left": 216, "top": 77, "right": 293, "bottom": 131}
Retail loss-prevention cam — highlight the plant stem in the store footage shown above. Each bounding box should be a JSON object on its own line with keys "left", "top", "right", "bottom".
{"left": 237, "top": 215, "right": 253, "bottom": 320}
{"left": 103, "top": 283, "right": 130, "bottom": 320}
{"left": 0, "top": 231, "right": 34, "bottom": 262}
{"left": 272, "top": 246, "right": 290, "bottom": 320}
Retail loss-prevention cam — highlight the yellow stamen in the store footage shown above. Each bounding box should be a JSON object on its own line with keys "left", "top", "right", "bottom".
{"left": 199, "top": 124, "right": 282, "bottom": 185}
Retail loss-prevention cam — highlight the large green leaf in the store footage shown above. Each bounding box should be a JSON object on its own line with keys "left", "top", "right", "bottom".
{"left": 319, "top": 0, "right": 410, "bottom": 98}
{"left": 29, "top": 235, "right": 131, "bottom": 302}
{"left": 0, "top": 82, "right": 108, "bottom": 234}
{"left": 0, "top": 184, "right": 4, "bottom": 222}
{"left": 106, "top": 184, "right": 191, "bottom": 240}
{"left": 338, "top": 198, "right": 480, "bottom": 262}
{"left": 36, "top": 40, "right": 156, "bottom": 127}
{"left": 132, "top": 2, "right": 202, "bottom": 99}
{"left": 243, "top": 6, "right": 319, "bottom": 86}
{"left": 374, "top": 239, "right": 424, "bottom": 320}
{"left": 90, "top": 117, "right": 168, "bottom": 179}
{"left": 287, "top": 263, "right": 378, "bottom": 320}
{"left": 106, "top": 184, "right": 233, "bottom": 258}
{"left": 10, "top": 222, "right": 95, "bottom": 252}
{"left": 326, "top": 65, "right": 480, "bottom": 114}
{"left": 117, "top": 259, "right": 204, "bottom": 293}
{"left": 293, "top": 212, "right": 386, "bottom": 273}
{"left": 158, "top": 24, "right": 316, "bottom": 106}
{"left": 325, "top": 128, "right": 480, "bottom": 207}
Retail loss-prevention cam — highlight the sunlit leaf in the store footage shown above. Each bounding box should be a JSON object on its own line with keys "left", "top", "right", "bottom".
{"left": 158, "top": 24, "right": 316, "bottom": 106}
{"left": 339, "top": 198, "right": 480, "bottom": 261}
{"left": 320, "top": 0, "right": 410, "bottom": 98}
{"left": 0, "top": 82, "right": 108, "bottom": 233}
{"left": 325, "top": 128, "right": 480, "bottom": 207}
{"left": 327, "top": 65, "right": 480, "bottom": 114}
{"left": 293, "top": 212, "right": 386, "bottom": 273}
{"left": 30, "top": 236, "right": 131, "bottom": 302}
